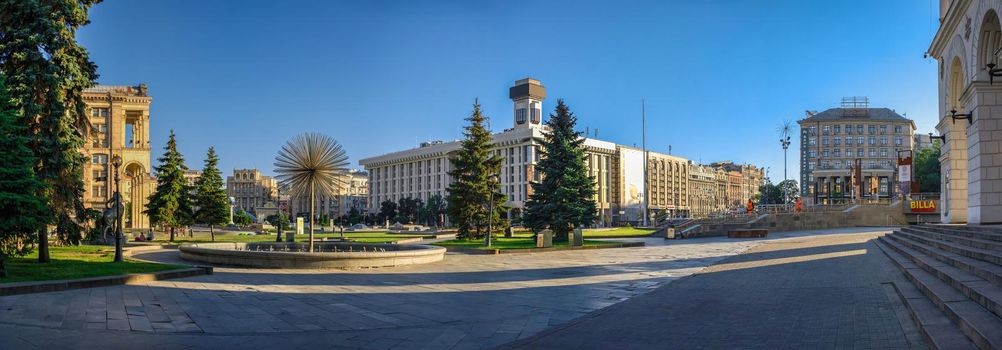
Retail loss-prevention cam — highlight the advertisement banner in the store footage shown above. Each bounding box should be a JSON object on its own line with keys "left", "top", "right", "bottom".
{"left": 296, "top": 217, "right": 304, "bottom": 235}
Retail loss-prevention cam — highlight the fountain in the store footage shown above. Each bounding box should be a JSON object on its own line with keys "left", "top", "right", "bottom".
{"left": 178, "top": 242, "right": 446, "bottom": 269}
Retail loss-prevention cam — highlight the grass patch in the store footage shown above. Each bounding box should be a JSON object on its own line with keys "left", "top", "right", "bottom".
{"left": 152, "top": 231, "right": 425, "bottom": 244}
{"left": 582, "top": 227, "right": 656, "bottom": 237}
{"left": 434, "top": 237, "right": 621, "bottom": 250}
{"left": 1, "top": 245, "right": 185, "bottom": 284}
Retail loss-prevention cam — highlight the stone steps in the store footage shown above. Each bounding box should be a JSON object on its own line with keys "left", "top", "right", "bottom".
{"left": 895, "top": 230, "right": 1002, "bottom": 266}
{"left": 887, "top": 231, "right": 1002, "bottom": 289}
{"left": 905, "top": 227, "right": 1002, "bottom": 252}
{"left": 878, "top": 237, "right": 1002, "bottom": 350}
{"left": 881, "top": 236, "right": 1002, "bottom": 320}
{"left": 878, "top": 225, "right": 1002, "bottom": 350}
{"left": 917, "top": 225, "right": 1002, "bottom": 243}
{"left": 877, "top": 240, "right": 978, "bottom": 350}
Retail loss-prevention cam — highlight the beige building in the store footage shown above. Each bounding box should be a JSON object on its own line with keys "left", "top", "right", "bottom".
{"left": 688, "top": 163, "right": 727, "bottom": 217}
{"left": 798, "top": 99, "right": 915, "bottom": 205}
{"left": 709, "top": 161, "right": 765, "bottom": 208}
{"left": 288, "top": 169, "right": 370, "bottom": 220}
{"left": 226, "top": 169, "right": 278, "bottom": 216}
{"left": 82, "top": 84, "right": 155, "bottom": 229}
{"left": 358, "top": 78, "right": 753, "bottom": 224}
{"left": 929, "top": 0, "right": 1002, "bottom": 224}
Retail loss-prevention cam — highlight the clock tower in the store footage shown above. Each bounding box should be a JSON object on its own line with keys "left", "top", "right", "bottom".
{"left": 509, "top": 78, "right": 546, "bottom": 129}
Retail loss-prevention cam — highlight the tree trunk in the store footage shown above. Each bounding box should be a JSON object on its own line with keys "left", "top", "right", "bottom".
{"left": 276, "top": 222, "right": 282, "bottom": 242}
{"left": 169, "top": 226, "right": 175, "bottom": 242}
{"left": 209, "top": 225, "right": 215, "bottom": 242}
{"left": 0, "top": 253, "right": 7, "bottom": 278}
{"left": 37, "top": 228, "right": 49, "bottom": 263}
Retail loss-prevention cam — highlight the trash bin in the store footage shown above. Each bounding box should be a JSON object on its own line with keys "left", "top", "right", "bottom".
{"left": 285, "top": 231, "right": 295, "bottom": 243}
{"left": 665, "top": 226, "right": 676, "bottom": 239}
{"left": 536, "top": 230, "right": 553, "bottom": 248}
{"left": 572, "top": 228, "right": 584, "bottom": 247}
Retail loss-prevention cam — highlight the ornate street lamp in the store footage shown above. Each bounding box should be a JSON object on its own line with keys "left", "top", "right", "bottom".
{"left": 986, "top": 62, "right": 1002, "bottom": 85}
{"left": 779, "top": 136, "right": 791, "bottom": 204}
{"left": 111, "top": 155, "right": 124, "bottom": 263}
{"left": 946, "top": 109, "right": 973, "bottom": 125}
{"left": 928, "top": 132, "right": 946, "bottom": 143}
{"left": 485, "top": 172, "right": 500, "bottom": 247}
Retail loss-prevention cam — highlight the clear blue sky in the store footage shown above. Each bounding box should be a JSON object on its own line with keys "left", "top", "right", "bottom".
{"left": 78, "top": 0, "right": 939, "bottom": 184}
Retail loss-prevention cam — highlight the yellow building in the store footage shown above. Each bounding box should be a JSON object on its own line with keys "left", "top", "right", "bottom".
{"left": 81, "top": 84, "right": 155, "bottom": 229}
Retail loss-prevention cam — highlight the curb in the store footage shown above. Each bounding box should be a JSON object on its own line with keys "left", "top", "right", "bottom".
{"left": 441, "top": 241, "right": 645, "bottom": 255}
{"left": 0, "top": 266, "right": 213, "bottom": 297}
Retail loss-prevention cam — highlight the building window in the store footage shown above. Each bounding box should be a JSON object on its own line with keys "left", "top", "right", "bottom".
{"left": 833, "top": 149, "right": 841, "bottom": 157}
{"left": 822, "top": 125, "right": 830, "bottom": 135}
{"left": 869, "top": 148, "right": 876, "bottom": 157}
{"left": 845, "top": 124, "right": 853, "bottom": 135}
{"left": 91, "top": 184, "right": 107, "bottom": 197}
{"left": 91, "top": 154, "right": 108, "bottom": 164}
{"left": 822, "top": 137, "right": 829, "bottom": 146}
{"left": 92, "top": 169, "right": 107, "bottom": 181}
{"left": 857, "top": 149, "right": 864, "bottom": 157}
{"left": 834, "top": 137, "right": 841, "bottom": 145}
{"left": 894, "top": 125, "right": 902, "bottom": 134}
{"left": 808, "top": 150, "right": 817, "bottom": 158}
{"left": 869, "top": 137, "right": 876, "bottom": 145}
{"left": 808, "top": 137, "right": 816, "bottom": 146}
{"left": 880, "top": 125, "right": 887, "bottom": 134}
{"left": 868, "top": 125, "right": 876, "bottom": 134}
{"left": 856, "top": 136, "right": 864, "bottom": 145}
{"left": 856, "top": 125, "right": 864, "bottom": 134}
{"left": 822, "top": 150, "right": 829, "bottom": 158}
{"left": 90, "top": 108, "right": 109, "bottom": 118}
{"left": 530, "top": 102, "right": 540, "bottom": 124}
{"left": 895, "top": 137, "right": 903, "bottom": 146}
{"left": 880, "top": 148, "right": 888, "bottom": 157}
{"left": 880, "top": 137, "right": 888, "bottom": 145}
{"left": 833, "top": 125, "right": 841, "bottom": 134}
{"left": 515, "top": 108, "right": 527, "bottom": 124}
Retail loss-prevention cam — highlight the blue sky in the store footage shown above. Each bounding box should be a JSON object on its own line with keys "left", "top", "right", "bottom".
{"left": 78, "top": 0, "right": 940, "bottom": 184}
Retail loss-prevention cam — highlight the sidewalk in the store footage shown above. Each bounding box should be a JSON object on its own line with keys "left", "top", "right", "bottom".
{"left": 505, "top": 232, "right": 924, "bottom": 349}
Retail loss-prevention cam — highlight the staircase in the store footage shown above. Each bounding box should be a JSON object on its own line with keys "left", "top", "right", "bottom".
{"left": 876, "top": 225, "right": 1002, "bottom": 349}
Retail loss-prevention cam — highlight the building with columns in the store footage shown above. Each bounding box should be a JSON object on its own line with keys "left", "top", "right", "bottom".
{"left": 798, "top": 100, "right": 915, "bottom": 205}
{"left": 358, "top": 78, "right": 758, "bottom": 224}
{"left": 929, "top": 0, "right": 1002, "bottom": 224}
{"left": 82, "top": 84, "right": 155, "bottom": 229}
{"left": 226, "top": 169, "right": 278, "bottom": 216}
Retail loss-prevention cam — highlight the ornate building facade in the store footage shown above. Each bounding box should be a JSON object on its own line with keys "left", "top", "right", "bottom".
{"left": 929, "top": 0, "right": 1002, "bottom": 224}
{"left": 226, "top": 169, "right": 278, "bottom": 216}
{"left": 82, "top": 85, "right": 155, "bottom": 229}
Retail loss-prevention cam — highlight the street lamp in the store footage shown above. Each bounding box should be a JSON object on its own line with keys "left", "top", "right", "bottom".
{"left": 485, "top": 172, "right": 499, "bottom": 247}
{"left": 111, "top": 155, "right": 124, "bottom": 263}
{"left": 779, "top": 136, "right": 791, "bottom": 204}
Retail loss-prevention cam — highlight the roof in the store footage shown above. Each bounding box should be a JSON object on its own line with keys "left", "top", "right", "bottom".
{"left": 798, "top": 108, "right": 913, "bottom": 124}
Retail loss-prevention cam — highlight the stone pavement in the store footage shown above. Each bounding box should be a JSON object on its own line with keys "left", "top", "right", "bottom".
{"left": 505, "top": 231, "right": 926, "bottom": 349}
{"left": 0, "top": 227, "right": 901, "bottom": 349}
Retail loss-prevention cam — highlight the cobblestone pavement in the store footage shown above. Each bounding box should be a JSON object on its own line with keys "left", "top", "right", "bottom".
{"left": 505, "top": 231, "right": 925, "bottom": 349}
{"left": 0, "top": 227, "right": 899, "bottom": 349}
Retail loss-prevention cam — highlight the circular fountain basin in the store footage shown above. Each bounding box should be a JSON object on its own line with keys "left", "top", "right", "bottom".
{"left": 178, "top": 242, "right": 446, "bottom": 269}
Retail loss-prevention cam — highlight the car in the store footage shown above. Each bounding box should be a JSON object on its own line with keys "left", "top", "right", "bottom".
{"left": 350, "top": 223, "right": 368, "bottom": 230}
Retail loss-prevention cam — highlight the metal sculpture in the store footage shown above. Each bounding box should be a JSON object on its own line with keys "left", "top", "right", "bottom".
{"left": 274, "top": 133, "right": 349, "bottom": 252}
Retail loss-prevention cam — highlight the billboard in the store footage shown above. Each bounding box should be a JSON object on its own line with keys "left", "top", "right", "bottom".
{"left": 621, "top": 148, "right": 646, "bottom": 210}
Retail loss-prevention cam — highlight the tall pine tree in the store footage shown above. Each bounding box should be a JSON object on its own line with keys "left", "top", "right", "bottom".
{"left": 0, "top": 73, "right": 49, "bottom": 278}
{"left": 524, "top": 99, "right": 597, "bottom": 241}
{"left": 446, "top": 100, "right": 507, "bottom": 240}
{"left": 0, "top": 0, "right": 101, "bottom": 262}
{"left": 193, "top": 147, "right": 229, "bottom": 241}
{"left": 145, "top": 130, "right": 193, "bottom": 242}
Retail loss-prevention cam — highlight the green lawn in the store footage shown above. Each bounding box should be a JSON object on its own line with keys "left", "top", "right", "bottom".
{"left": 434, "top": 237, "right": 621, "bottom": 250}
{"left": 582, "top": 227, "right": 656, "bottom": 237}
{"left": 0, "top": 245, "right": 186, "bottom": 284}
{"left": 151, "top": 231, "right": 426, "bottom": 244}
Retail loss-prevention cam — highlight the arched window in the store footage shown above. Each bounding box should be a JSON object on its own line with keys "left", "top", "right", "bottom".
{"left": 979, "top": 10, "right": 1002, "bottom": 71}
{"left": 949, "top": 56, "right": 964, "bottom": 110}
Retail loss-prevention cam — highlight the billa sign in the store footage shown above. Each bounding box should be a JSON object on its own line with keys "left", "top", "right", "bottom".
{"left": 908, "top": 200, "right": 937, "bottom": 213}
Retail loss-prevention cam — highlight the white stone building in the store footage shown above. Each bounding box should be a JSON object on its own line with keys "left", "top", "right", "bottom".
{"left": 929, "top": 0, "right": 1002, "bottom": 224}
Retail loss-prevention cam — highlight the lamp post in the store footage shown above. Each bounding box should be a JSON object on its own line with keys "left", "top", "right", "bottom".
{"left": 780, "top": 136, "right": 791, "bottom": 204}
{"left": 111, "top": 155, "right": 124, "bottom": 263}
{"left": 485, "top": 173, "right": 499, "bottom": 247}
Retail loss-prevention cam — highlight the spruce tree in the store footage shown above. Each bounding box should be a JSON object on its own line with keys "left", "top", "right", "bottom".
{"left": 0, "top": 0, "right": 100, "bottom": 262}
{"left": 0, "top": 74, "right": 49, "bottom": 278}
{"left": 145, "top": 130, "right": 193, "bottom": 242}
{"left": 446, "top": 100, "right": 507, "bottom": 240}
{"left": 524, "top": 99, "right": 597, "bottom": 241}
{"left": 193, "top": 147, "right": 229, "bottom": 241}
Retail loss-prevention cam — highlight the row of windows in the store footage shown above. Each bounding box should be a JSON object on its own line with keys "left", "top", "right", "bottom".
{"left": 807, "top": 124, "right": 905, "bottom": 136}
{"left": 812, "top": 148, "right": 893, "bottom": 158}
{"left": 809, "top": 136, "right": 903, "bottom": 146}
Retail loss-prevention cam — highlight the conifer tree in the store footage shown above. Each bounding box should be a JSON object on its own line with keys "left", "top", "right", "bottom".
{"left": 193, "top": 147, "right": 229, "bottom": 241}
{"left": 0, "top": 0, "right": 101, "bottom": 262}
{"left": 523, "top": 99, "right": 597, "bottom": 241}
{"left": 446, "top": 100, "right": 507, "bottom": 240}
{"left": 145, "top": 130, "right": 193, "bottom": 242}
{"left": 0, "top": 74, "right": 49, "bottom": 278}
